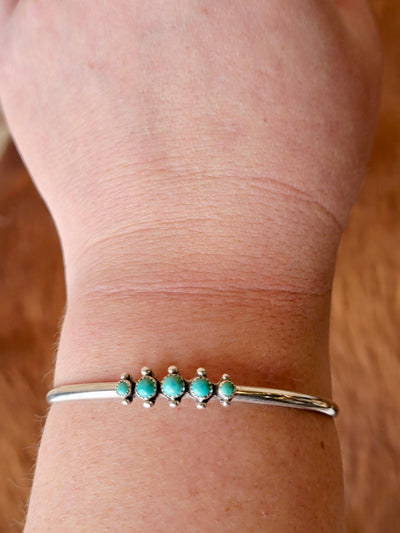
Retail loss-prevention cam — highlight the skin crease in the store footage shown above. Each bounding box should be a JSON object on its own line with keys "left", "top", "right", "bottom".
{"left": 0, "top": 1, "right": 381, "bottom": 532}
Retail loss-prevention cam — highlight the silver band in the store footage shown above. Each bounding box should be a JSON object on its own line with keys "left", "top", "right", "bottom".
{"left": 47, "top": 366, "right": 338, "bottom": 417}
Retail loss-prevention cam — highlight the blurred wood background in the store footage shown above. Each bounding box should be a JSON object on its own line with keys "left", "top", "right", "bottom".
{"left": 0, "top": 1, "right": 399, "bottom": 531}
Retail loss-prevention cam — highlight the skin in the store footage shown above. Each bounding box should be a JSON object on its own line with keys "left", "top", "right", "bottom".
{"left": 0, "top": 1, "right": 381, "bottom": 531}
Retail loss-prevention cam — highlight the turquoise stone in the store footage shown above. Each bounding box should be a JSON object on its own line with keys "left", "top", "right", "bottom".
{"left": 116, "top": 380, "right": 130, "bottom": 397}
{"left": 161, "top": 375, "right": 185, "bottom": 399}
{"left": 136, "top": 377, "right": 156, "bottom": 399}
{"left": 219, "top": 381, "right": 235, "bottom": 398}
{"left": 190, "top": 377, "right": 212, "bottom": 399}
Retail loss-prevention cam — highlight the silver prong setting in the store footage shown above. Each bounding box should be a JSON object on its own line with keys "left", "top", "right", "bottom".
{"left": 116, "top": 374, "right": 134, "bottom": 404}
{"left": 161, "top": 367, "right": 186, "bottom": 405}
{"left": 189, "top": 368, "right": 214, "bottom": 407}
{"left": 135, "top": 368, "right": 158, "bottom": 406}
{"left": 217, "top": 374, "right": 236, "bottom": 405}
{"left": 115, "top": 367, "right": 235, "bottom": 408}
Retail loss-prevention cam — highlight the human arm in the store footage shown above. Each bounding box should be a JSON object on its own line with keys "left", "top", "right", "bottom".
{"left": 0, "top": 1, "right": 381, "bottom": 531}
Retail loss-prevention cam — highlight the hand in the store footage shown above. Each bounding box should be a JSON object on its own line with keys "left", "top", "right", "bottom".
{"left": 0, "top": 0, "right": 381, "bottom": 301}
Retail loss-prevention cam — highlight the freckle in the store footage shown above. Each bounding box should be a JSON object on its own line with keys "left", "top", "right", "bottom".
{"left": 320, "top": 441, "right": 325, "bottom": 449}
{"left": 201, "top": 7, "right": 209, "bottom": 15}
{"left": 88, "top": 61, "right": 94, "bottom": 70}
{"left": 225, "top": 506, "right": 230, "bottom": 513}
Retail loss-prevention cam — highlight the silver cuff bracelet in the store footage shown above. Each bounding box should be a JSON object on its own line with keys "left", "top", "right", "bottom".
{"left": 47, "top": 366, "right": 338, "bottom": 417}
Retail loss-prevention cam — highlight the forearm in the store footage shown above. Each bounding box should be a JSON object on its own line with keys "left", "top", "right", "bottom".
{"left": 25, "top": 77, "right": 346, "bottom": 531}
{"left": 25, "top": 197, "right": 344, "bottom": 531}
{"left": 26, "top": 301, "right": 343, "bottom": 533}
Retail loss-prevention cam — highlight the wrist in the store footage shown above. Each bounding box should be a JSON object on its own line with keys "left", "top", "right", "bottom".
{"left": 54, "top": 285, "right": 332, "bottom": 398}
{"left": 59, "top": 171, "right": 341, "bottom": 300}
{"left": 54, "top": 174, "right": 337, "bottom": 394}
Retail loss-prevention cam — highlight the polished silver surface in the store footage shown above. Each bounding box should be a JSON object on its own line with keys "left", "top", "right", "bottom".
{"left": 47, "top": 368, "right": 338, "bottom": 417}
{"left": 233, "top": 385, "right": 338, "bottom": 417}
{"left": 46, "top": 382, "right": 119, "bottom": 403}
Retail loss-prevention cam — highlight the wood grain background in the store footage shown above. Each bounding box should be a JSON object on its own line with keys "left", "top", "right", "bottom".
{"left": 0, "top": 1, "right": 399, "bottom": 531}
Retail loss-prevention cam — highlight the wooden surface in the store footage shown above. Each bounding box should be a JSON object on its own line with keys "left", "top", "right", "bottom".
{"left": 331, "top": 2, "right": 400, "bottom": 529}
{"left": 0, "top": 2, "right": 399, "bottom": 531}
